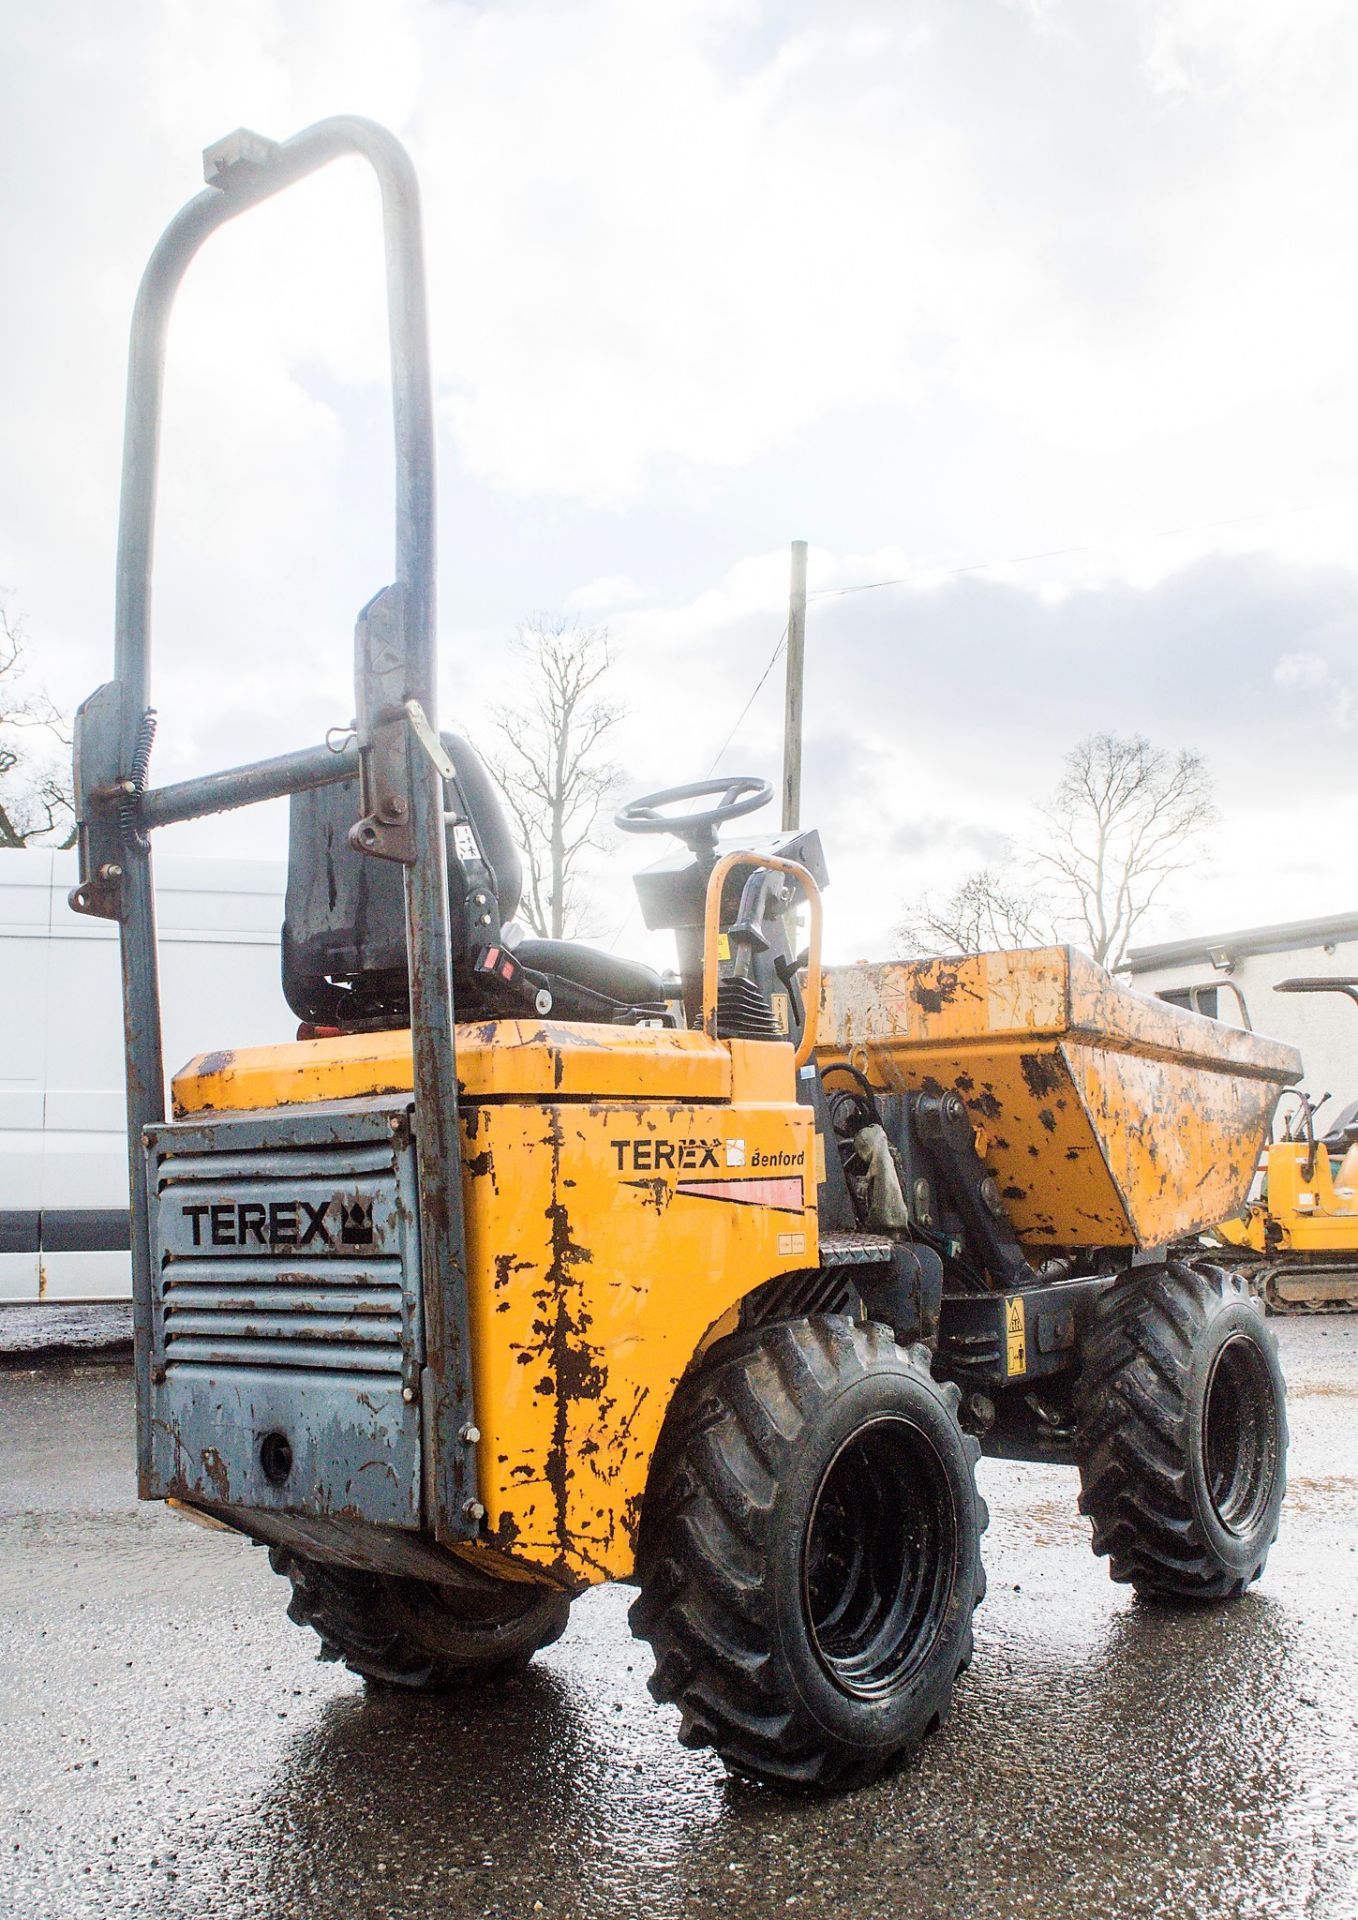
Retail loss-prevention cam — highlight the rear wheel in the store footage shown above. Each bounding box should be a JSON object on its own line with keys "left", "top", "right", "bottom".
{"left": 629, "top": 1315, "right": 987, "bottom": 1790}
{"left": 271, "top": 1547, "right": 570, "bottom": 1688}
{"left": 1076, "top": 1261, "right": 1287, "bottom": 1601}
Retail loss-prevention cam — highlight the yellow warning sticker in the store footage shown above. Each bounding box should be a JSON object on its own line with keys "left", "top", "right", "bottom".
{"left": 771, "top": 991, "right": 790, "bottom": 1034}
{"left": 1005, "top": 1295, "right": 1027, "bottom": 1377}
{"left": 717, "top": 933, "right": 731, "bottom": 961}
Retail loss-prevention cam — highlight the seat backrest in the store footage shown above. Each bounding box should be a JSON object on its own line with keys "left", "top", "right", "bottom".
{"left": 1319, "top": 1097, "right": 1358, "bottom": 1153}
{"left": 282, "top": 732, "right": 522, "bottom": 1024}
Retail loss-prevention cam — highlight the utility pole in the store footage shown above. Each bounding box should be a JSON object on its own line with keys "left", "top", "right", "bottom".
{"left": 781, "top": 539, "right": 807, "bottom": 832}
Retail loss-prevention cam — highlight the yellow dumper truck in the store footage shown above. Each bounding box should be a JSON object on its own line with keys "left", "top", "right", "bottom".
{"left": 71, "top": 119, "right": 1299, "bottom": 1790}
{"left": 1212, "top": 977, "right": 1358, "bottom": 1311}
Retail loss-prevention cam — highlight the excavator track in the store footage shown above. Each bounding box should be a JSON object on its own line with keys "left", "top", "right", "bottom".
{"left": 1256, "top": 1262, "right": 1358, "bottom": 1315}
{"left": 1186, "top": 1253, "right": 1358, "bottom": 1315}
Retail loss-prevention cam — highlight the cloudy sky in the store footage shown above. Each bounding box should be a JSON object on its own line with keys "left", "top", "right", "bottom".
{"left": 4, "top": 0, "right": 1358, "bottom": 966}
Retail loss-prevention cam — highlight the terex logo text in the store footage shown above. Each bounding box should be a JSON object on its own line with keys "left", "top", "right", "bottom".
{"left": 180, "top": 1198, "right": 376, "bottom": 1249}
{"left": 610, "top": 1138, "right": 720, "bottom": 1173}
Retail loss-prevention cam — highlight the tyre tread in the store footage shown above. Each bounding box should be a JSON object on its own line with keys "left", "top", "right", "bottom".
{"left": 630, "top": 1313, "right": 986, "bottom": 1789}
{"left": 1075, "top": 1260, "right": 1287, "bottom": 1601}
{"left": 270, "top": 1547, "right": 569, "bottom": 1688}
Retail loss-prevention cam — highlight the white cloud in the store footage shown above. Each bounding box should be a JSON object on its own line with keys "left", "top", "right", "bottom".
{"left": 563, "top": 575, "right": 643, "bottom": 614}
{"left": 1141, "top": 0, "right": 1358, "bottom": 100}
{"left": 6, "top": 1, "right": 1358, "bottom": 963}
{"left": 1274, "top": 650, "right": 1329, "bottom": 690}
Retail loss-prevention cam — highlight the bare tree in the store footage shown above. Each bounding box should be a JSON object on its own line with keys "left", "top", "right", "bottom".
{"left": 896, "top": 864, "right": 1057, "bottom": 959}
{"left": 0, "top": 596, "right": 75, "bottom": 850}
{"left": 894, "top": 733, "right": 1215, "bottom": 968}
{"left": 487, "top": 616, "right": 623, "bottom": 939}
{"left": 1034, "top": 733, "right": 1215, "bottom": 969}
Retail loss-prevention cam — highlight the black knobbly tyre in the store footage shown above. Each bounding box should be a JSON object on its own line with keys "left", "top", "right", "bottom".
{"left": 1076, "top": 1260, "right": 1287, "bottom": 1601}
{"left": 629, "top": 1314, "right": 987, "bottom": 1791}
{"left": 271, "top": 1548, "right": 570, "bottom": 1687}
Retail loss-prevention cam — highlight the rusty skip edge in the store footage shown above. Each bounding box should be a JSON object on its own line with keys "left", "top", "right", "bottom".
{"left": 820, "top": 949, "right": 1302, "bottom": 1087}
{"left": 826, "top": 1013, "right": 1301, "bottom": 1092}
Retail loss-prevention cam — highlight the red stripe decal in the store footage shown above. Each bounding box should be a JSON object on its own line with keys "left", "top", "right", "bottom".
{"left": 675, "top": 1176, "right": 804, "bottom": 1212}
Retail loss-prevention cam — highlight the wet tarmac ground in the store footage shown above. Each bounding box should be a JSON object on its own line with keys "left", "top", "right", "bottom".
{"left": 1, "top": 1320, "right": 1356, "bottom": 1920}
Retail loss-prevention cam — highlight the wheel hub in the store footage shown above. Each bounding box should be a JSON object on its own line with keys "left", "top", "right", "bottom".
{"left": 802, "top": 1415, "right": 957, "bottom": 1701}
{"left": 1202, "top": 1332, "right": 1281, "bottom": 1536}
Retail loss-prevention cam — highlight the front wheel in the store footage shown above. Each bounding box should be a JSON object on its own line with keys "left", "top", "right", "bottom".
{"left": 629, "top": 1315, "right": 987, "bottom": 1791}
{"left": 1076, "top": 1261, "right": 1288, "bottom": 1601}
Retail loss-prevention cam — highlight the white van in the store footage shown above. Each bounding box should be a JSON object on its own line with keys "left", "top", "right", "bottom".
{"left": 0, "top": 849, "right": 288, "bottom": 1306}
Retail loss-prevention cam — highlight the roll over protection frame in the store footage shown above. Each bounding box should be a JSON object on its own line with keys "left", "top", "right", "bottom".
{"left": 69, "top": 119, "right": 480, "bottom": 1538}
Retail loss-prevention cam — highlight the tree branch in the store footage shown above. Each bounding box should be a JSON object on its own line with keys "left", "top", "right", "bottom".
{"left": 486, "top": 614, "right": 625, "bottom": 940}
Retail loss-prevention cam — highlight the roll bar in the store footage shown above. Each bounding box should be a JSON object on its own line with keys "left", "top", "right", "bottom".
{"left": 1169, "top": 978, "right": 1254, "bottom": 1030}
{"left": 69, "top": 120, "right": 478, "bottom": 1535}
{"left": 1276, "top": 976, "right": 1358, "bottom": 1010}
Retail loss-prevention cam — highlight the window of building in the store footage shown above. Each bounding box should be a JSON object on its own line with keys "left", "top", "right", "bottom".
{"left": 1158, "top": 985, "right": 1219, "bottom": 1020}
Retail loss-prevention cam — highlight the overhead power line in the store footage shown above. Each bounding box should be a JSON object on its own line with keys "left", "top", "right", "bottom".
{"left": 706, "top": 623, "right": 788, "bottom": 773}
{"left": 808, "top": 540, "right": 1089, "bottom": 600}
{"left": 656, "top": 489, "right": 1358, "bottom": 901}
{"left": 807, "top": 495, "right": 1350, "bottom": 602}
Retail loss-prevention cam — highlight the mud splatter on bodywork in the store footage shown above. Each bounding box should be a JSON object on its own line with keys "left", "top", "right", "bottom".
{"left": 818, "top": 949, "right": 1301, "bottom": 1249}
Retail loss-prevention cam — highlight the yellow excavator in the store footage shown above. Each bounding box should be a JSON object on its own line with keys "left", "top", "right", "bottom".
{"left": 1211, "top": 977, "right": 1358, "bottom": 1311}
{"left": 71, "top": 117, "right": 1300, "bottom": 1792}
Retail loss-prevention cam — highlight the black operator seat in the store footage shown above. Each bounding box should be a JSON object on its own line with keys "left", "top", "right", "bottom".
{"left": 508, "top": 939, "right": 666, "bottom": 1008}
{"left": 282, "top": 731, "right": 665, "bottom": 1027}
{"left": 1318, "top": 1099, "right": 1358, "bottom": 1156}
{"left": 445, "top": 741, "right": 665, "bottom": 1010}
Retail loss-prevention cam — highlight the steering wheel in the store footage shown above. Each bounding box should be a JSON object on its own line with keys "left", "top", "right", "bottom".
{"left": 615, "top": 775, "right": 772, "bottom": 851}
